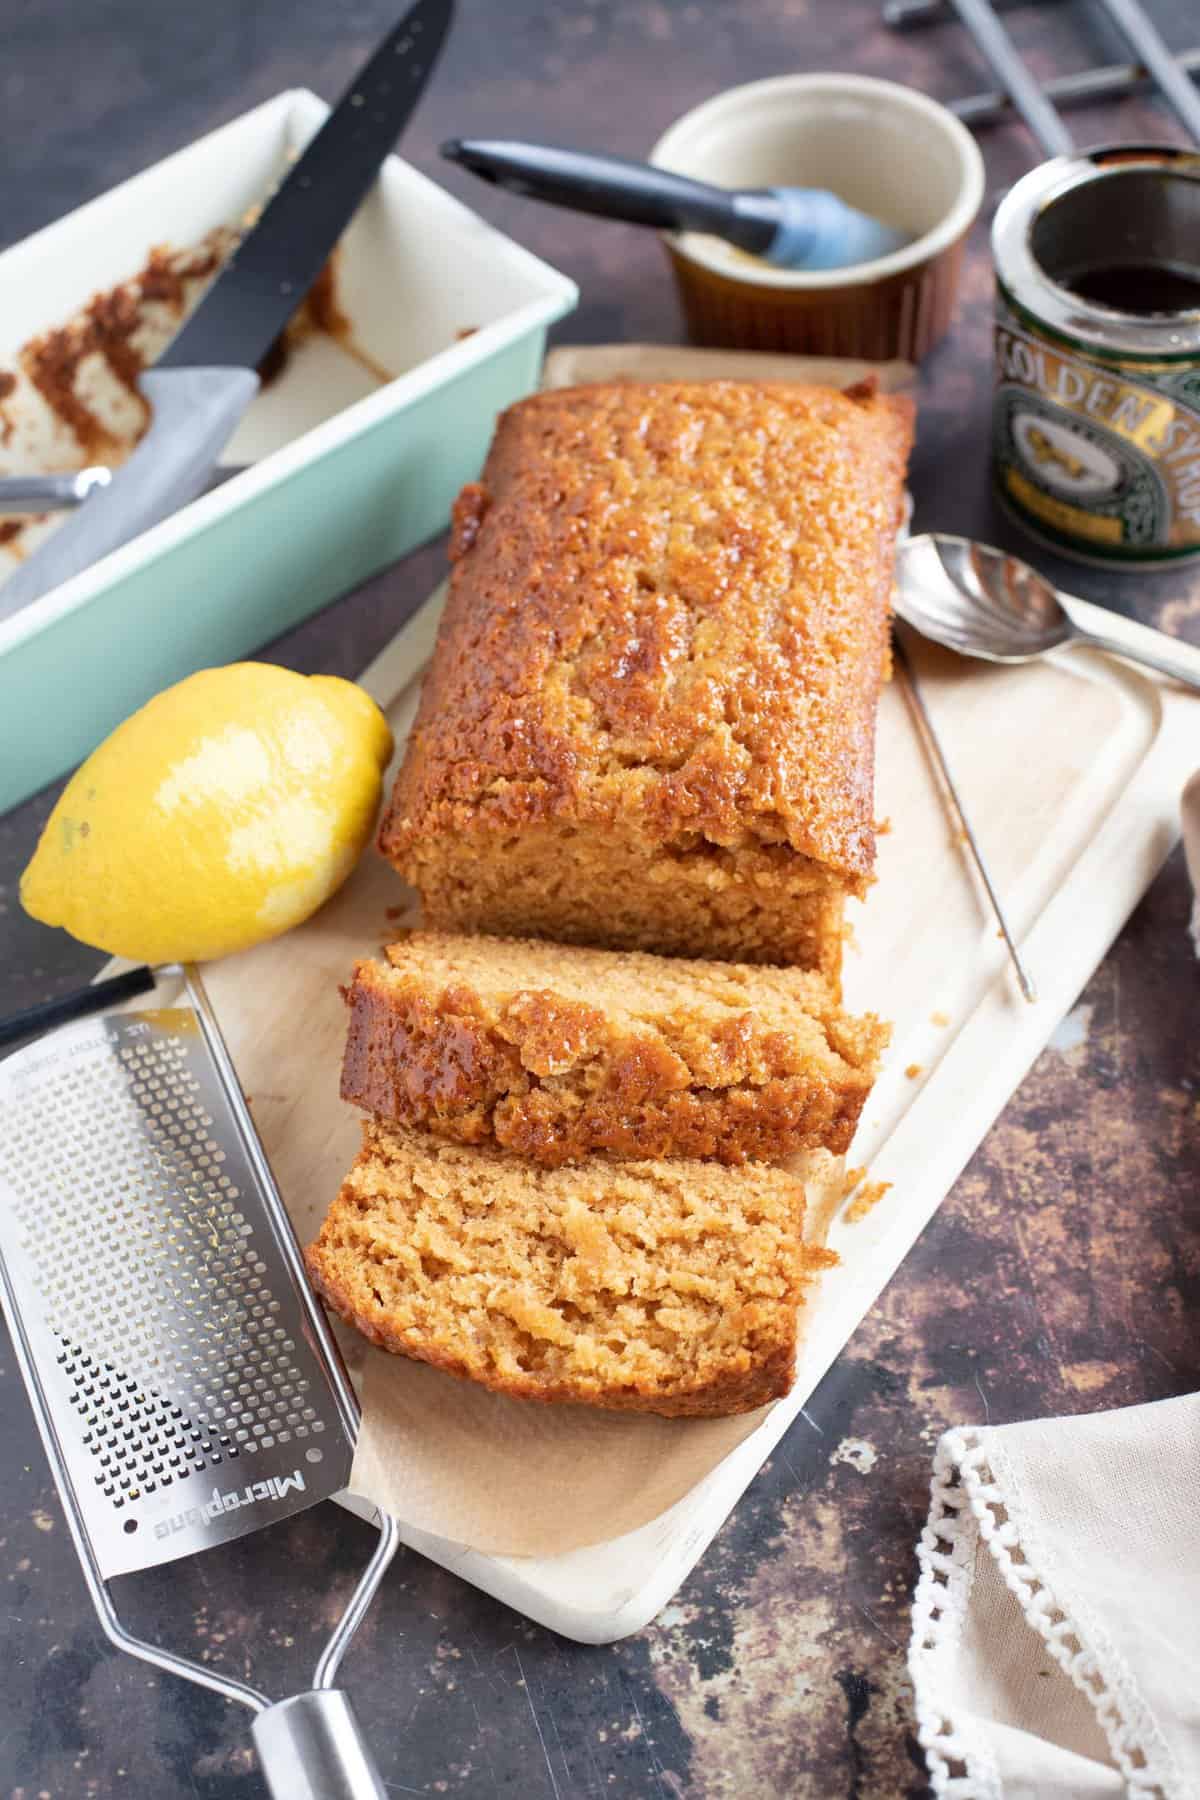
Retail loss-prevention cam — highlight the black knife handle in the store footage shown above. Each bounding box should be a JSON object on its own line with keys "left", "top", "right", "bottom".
{"left": 441, "top": 138, "right": 781, "bottom": 255}
{"left": 0, "top": 966, "right": 157, "bottom": 1050}
{"left": 161, "top": 0, "right": 455, "bottom": 374}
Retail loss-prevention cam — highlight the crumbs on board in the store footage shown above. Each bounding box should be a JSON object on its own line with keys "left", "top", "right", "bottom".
{"left": 846, "top": 1179, "right": 893, "bottom": 1224}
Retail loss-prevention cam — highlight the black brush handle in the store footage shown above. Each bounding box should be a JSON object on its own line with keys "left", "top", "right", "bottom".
{"left": 0, "top": 965, "right": 157, "bottom": 1048}
{"left": 441, "top": 137, "right": 781, "bottom": 253}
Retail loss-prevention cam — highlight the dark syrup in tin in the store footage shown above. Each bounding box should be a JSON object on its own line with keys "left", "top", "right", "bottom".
{"left": 1063, "top": 261, "right": 1200, "bottom": 314}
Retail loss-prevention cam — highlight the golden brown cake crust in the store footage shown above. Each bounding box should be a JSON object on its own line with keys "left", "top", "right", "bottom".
{"left": 340, "top": 934, "right": 887, "bottom": 1165}
{"left": 305, "top": 1122, "right": 830, "bottom": 1418}
{"left": 380, "top": 380, "right": 914, "bottom": 889}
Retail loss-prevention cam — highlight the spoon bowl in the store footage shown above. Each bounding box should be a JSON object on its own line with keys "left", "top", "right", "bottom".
{"left": 895, "top": 531, "right": 1200, "bottom": 691}
{"left": 895, "top": 534, "right": 1073, "bottom": 661}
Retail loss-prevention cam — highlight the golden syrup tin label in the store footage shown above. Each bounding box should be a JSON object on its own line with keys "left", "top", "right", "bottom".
{"left": 993, "top": 297, "right": 1200, "bottom": 561}
{"left": 990, "top": 147, "right": 1200, "bottom": 566}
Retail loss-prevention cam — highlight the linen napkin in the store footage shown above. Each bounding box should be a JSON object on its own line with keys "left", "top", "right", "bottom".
{"left": 907, "top": 1394, "right": 1200, "bottom": 1798}
{"left": 1181, "top": 770, "right": 1200, "bottom": 956}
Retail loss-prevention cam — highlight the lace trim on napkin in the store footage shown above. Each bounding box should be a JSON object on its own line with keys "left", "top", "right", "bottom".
{"left": 909, "top": 1426, "right": 1180, "bottom": 1799}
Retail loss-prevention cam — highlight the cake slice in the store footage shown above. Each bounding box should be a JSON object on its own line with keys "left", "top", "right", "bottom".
{"left": 341, "top": 932, "right": 887, "bottom": 1166}
{"left": 305, "top": 1122, "right": 831, "bottom": 1417}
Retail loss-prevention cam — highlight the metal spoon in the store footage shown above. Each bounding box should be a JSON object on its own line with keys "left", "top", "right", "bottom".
{"left": 0, "top": 466, "right": 113, "bottom": 513}
{"left": 0, "top": 462, "right": 248, "bottom": 515}
{"left": 896, "top": 532, "right": 1200, "bottom": 692}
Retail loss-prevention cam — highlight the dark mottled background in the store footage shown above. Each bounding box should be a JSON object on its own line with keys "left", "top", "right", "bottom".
{"left": 2, "top": 1, "right": 1200, "bottom": 1795}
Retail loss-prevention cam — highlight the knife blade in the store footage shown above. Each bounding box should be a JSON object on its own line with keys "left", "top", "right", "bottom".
{"left": 0, "top": 0, "right": 453, "bottom": 625}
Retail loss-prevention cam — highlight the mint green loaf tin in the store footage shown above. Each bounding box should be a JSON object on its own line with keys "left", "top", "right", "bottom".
{"left": 0, "top": 92, "right": 577, "bottom": 811}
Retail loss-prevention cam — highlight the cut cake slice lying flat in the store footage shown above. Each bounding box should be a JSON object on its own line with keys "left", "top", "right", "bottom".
{"left": 306, "top": 1121, "right": 833, "bottom": 1418}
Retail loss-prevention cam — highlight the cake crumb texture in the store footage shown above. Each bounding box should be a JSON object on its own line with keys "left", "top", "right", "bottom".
{"left": 306, "top": 1122, "right": 826, "bottom": 1417}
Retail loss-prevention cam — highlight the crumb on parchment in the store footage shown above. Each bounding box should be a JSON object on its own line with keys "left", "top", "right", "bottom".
{"left": 846, "top": 1179, "right": 893, "bottom": 1224}
{"left": 905, "top": 1063, "right": 923, "bottom": 1079}
{"left": 931, "top": 1010, "right": 950, "bottom": 1027}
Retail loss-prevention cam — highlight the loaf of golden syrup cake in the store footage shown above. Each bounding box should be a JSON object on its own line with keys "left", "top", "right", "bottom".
{"left": 378, "top": 379, "right": 914, "bottom": 985}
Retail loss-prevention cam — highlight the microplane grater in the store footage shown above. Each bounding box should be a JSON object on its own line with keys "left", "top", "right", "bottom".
{"left": 0, "top": 966, "right": 399, "bottom": 1800}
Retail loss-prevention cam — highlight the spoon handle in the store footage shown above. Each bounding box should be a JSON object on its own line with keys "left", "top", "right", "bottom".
{"left": 1061, "top": 600, "right": 1200, "bottom": 694}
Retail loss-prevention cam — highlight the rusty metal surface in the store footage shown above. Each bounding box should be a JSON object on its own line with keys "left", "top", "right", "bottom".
{"left": 2, "top": 1, "right": 1199, "bottom": 1794}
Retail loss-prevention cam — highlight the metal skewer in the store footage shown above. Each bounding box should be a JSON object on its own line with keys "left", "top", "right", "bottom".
{"left": 949, "top": 49, "right": 1200, "bottom": 128}
{"left": 892, "top": 633, "right": 1037, "bottom": 1004}
{"left": 885, "top": 0, "right": 1200, "bottom": 138}
{"left": 947, "top": 0, "right": 1074, "bottom": 154}
{"left": 1091, "top": 0, "right": 1200, "bottom": 140}
{"left": 886, "top": 0, "right": 1027, "bottom": 23}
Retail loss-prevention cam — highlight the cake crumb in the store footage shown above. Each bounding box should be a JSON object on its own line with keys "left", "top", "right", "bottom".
{"left": 841, "top": 1164, "right": 867, "bottom": 1199}
{"left": 846, "top": 1179, "right": 892, "bottom": 1223}
{"left": 931, "top": 1010, "right": 950, "bottom": 1027}
{"left": 875, "top": 817, "right": 892, "bottom": 836}
{"left": 905, "top": 1063, "right": 923, "bottom": 1079}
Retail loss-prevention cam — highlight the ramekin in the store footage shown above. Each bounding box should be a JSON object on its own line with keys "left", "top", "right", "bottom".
{"left": 650, "top": 74, "right": 985, "bottom": 361}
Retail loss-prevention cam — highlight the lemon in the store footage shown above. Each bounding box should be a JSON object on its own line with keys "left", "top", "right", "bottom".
{"left": 21, "top": 663, "right": 393, "bottom": 963}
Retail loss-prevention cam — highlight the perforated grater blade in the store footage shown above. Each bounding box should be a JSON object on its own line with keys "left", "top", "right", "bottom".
{"left": 0, "top": 967, "right": 399, "bottom": 1800}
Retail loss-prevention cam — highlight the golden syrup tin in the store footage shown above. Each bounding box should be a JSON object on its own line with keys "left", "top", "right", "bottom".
{"left": 991, "top": 146, "right": 1200, "bottom": 566}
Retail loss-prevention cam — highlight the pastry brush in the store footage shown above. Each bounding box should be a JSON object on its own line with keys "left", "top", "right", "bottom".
{"left": 442, "top": 137, "right": 911, "bottom": 270}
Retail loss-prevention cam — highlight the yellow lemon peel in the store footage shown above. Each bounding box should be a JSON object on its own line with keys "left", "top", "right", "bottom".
{"left": 20, "top": 662, "right": 393, "bottom": 963}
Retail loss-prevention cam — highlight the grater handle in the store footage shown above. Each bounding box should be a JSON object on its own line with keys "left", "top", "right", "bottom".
{"left": 252, "top": 1690, "right": 388, "bottom": 1800}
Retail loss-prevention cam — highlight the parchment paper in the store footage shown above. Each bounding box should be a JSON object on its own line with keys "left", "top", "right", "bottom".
{"left": 180, "top": 346, "right": 907, "bottom": 1556}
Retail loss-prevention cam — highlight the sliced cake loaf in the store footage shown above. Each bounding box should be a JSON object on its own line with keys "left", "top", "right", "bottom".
{"left": 341, "top": 932, "right": 887, "bottom": 1166}
{"left": 305, "top": 1121, "right": 832, "bottom": 1417}
{"left": 378, "top": 380, "right": 914, "bottom": 984}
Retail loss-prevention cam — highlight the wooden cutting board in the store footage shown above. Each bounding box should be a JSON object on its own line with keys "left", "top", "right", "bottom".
{"left": 124, "top": 347, "right": 1200, "bottom": 1641}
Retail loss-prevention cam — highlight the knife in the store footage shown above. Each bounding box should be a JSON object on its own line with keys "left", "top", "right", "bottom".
{"left": 0, "top": 0, "right": 453, "bottom": 625}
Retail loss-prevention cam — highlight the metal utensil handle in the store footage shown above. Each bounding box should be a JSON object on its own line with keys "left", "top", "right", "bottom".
{"left": 951, "top": 48, "right": 1200, "bottom": 127}
{"left": 893, "top": 632, "right": 1037, "bottom": 1004}
{"left": 0, "top": 366, "right": 258, "bottom": 622}
{"left": 441, "top": 137, "right": 781, "bottom": 253}
{"left": 1062, "top": 601, "right": 1200, "bottom": 692}
{"left": 0, "top": 461, "right": 252, "bottom": 519}
{"left": 253, "top": 1691, "right": 388, "bottom": 1800}
{"left": 1092, "top": 0, "right": 1200, "bottom": 142}
{"left": 949, "top": 0, "right": 1074, "bottom": 155}
{"left": 0, "top": 467, "right": 112, "bottom": 513}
